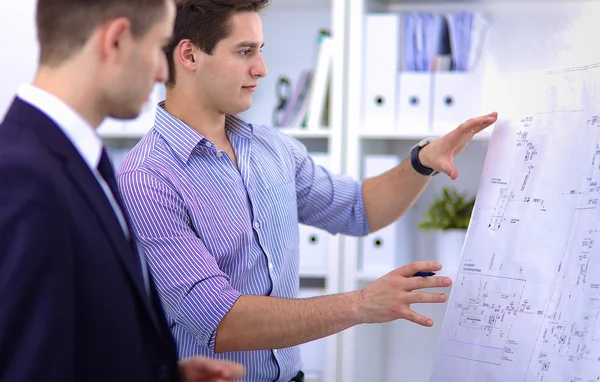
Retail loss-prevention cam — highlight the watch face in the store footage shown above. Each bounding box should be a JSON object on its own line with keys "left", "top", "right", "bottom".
{"left": 419, "top": 138, "right": 433, "bottom": 148}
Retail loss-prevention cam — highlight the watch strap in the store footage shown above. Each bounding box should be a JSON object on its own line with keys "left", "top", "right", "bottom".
{"left": 410, "top": 139, "right": 438, "bottom": 176}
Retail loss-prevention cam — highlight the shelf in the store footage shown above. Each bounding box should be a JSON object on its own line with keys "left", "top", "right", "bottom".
{"left": 359, "top": 129, "right": 492, "bottom": 140}
{"left": 97, "top": 115, "right": 153, "bottom": 140}
{"left": 298, "top": 270, "right": 328, "bottom": 279}
{"left": 378, "top": 0, "right": 590, "bottom": 6}
{"left": 278, "top": 127, "right": 331, "bottom": 139}
{"left": 99, "top": 127, "right": 331, "bottom": 140}
{"left": 355, "top": 270, "right": 389, "bottom": 282}
{"left": 377, "top": 0, "right": 595, "bottom": 15}
{"left": 268, "top": 0, "right": 331, "bottom": 11}
{"left": 360, "top": 131, "right": 431, "bottom": 140}
{"left": 99, "top": 129, "right": 148, "bottom": 139}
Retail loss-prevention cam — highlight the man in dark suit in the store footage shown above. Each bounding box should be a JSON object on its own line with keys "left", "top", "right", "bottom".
{"left": 0, "top": 0, "right": 244, "bottom": 381}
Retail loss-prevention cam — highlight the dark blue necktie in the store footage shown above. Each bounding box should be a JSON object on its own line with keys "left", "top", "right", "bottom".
{"left": 97, "top": 148, "right": 150, "bottom": 294}
{"left": 97, "top": 149, "right": 132, "bottom": 234}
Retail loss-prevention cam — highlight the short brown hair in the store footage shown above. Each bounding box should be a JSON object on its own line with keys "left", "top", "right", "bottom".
{"left": 37, "top": 0, "right": 168, "bottom": 66}
{"left": 164, "top": 0, "right": 270, "bottom": 88}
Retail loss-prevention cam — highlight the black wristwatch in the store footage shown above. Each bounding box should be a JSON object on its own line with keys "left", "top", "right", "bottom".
{"left": 410, "top": 138, "right": 439, "bottom": 176}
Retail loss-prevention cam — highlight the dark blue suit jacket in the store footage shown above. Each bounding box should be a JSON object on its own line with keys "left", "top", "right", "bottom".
{"left": 0, "top": 98, "right": 180, "bottom": 382}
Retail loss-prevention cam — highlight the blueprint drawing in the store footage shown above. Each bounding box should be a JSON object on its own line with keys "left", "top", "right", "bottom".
{"left": 431, "top": 63, "right": 600, "bottom": 382}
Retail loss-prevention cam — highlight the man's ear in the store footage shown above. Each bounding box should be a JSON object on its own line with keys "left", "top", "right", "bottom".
{"left": 98, "top": 17, "right": 132, "bottom": 63}
{"left": 177, "top": 39, "right": 198, "bottom": 71}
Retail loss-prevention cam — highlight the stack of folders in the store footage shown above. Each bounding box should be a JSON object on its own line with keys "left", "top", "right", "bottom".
{"left": 362, "top": 12, "right": 489, "bottom": 136}
{"left": 296, "top": 155, "right": 332, "bottom": 381}
{"left": 359, "top": 154, "right": 414, "bottom": 278}
{"left": 297, "top": 287, "right": 327, "bottom": 382}
{"left": 275, "top": 31, "right": 333, "bottom": 131}
{"left": 298, "top": 153, "right": 333, "bottom": 276}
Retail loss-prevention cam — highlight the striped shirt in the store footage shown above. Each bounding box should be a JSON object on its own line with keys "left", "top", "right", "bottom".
{"left": 116, "top": 103, "right": 369, "bottom": 382}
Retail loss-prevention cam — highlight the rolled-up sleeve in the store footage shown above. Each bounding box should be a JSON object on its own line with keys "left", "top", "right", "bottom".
{"left": 117, "top": 170, "right": 241, "bottom": 351}
{"left": 279, "top": 133, "right": 370, "bottom": 237}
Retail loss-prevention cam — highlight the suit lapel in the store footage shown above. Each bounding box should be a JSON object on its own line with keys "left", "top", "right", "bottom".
{"left": 63, "top": 158, "right": 163, "bottom": 335}
{"left": 4, "top": 99, "right": 164, "bottom": 336}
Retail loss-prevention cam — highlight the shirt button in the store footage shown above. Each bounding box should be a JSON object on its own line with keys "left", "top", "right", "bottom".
{"left": 268, "top": 262, "right": 274, "bottom": 270}
{"left": 216, "top": 151, "right": 223, "bottom": 157}
{"left": 253, "top": 221, "right": 261, "bottom": 229}
{"left": 273, "top": 349, "right": 278, "bottom": 354}
{"left": 205, "top": 141, "right": 212, "bottom": 148}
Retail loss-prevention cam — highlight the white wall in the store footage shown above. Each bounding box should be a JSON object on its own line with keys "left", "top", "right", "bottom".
{"left": 0, "top": 0, "right": 38, "bottom": 118}
{"left": 239, "top": 7, "right": 331, "bottom": 126}
{"left": 481, "top": 2, "right": 600, "bottom": 117}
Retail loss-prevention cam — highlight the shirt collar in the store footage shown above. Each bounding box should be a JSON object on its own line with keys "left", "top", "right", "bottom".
{"left": 17, "top": 84, "right": 102, "bottom": 171}
{"left": 226, "top": 114, "right": 253, "bottom": 140}
{"left": 154, "top": 101, "right": 254, "bottom": 163}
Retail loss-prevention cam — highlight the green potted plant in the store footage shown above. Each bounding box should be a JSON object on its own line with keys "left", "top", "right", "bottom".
{"left": 418, "top": 187, "right": 475, "bottom": 232}
{"left": 418, "top": 187, "right": 476, "bottom": 277}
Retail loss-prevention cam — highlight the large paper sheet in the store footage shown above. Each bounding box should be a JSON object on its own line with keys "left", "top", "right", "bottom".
{"left": 431, "top": 63, "right": 600, "bottom": 382}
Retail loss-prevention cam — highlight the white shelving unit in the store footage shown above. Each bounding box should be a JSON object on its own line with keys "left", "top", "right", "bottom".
{"left": 338, "top": 1, "right": 600, "bottom": 381}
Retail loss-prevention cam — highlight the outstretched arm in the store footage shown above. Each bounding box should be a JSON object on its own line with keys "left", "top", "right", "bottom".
{"left": 363, "top": 112, "right": 498, "bottom": 232}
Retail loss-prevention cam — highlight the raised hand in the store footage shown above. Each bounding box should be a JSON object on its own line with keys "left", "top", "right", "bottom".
{"left": 420, "top": 112, "right": 498, "bottom": 179}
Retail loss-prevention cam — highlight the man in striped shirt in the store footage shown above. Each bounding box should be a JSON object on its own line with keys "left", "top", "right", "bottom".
{"left": 116, "top": 0, "right": 498, "bottom": 381}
